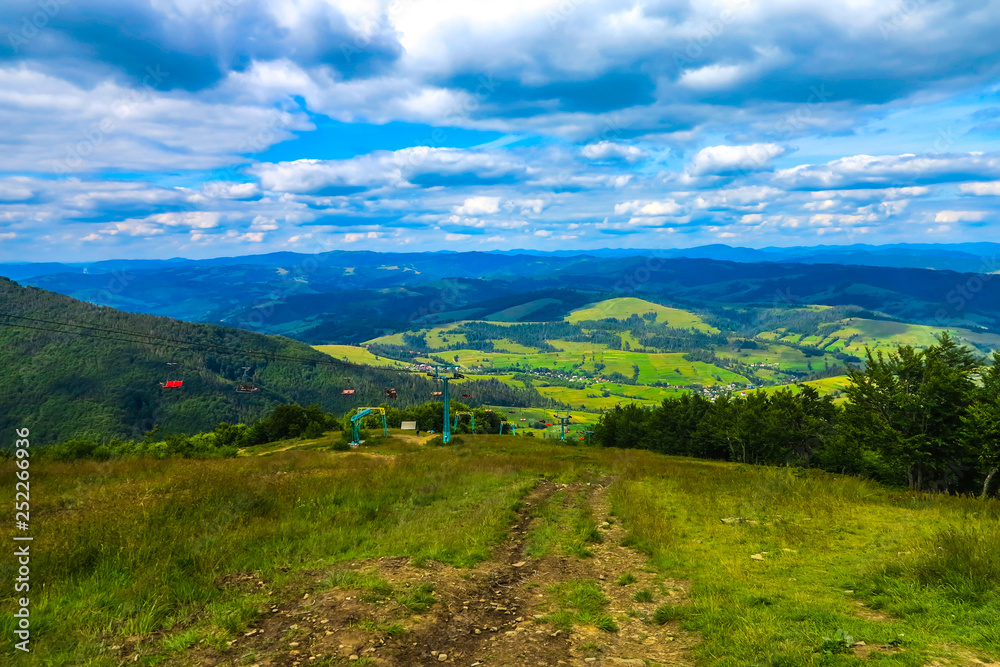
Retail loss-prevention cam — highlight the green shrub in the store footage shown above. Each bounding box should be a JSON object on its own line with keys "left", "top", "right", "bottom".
{"left": 397, "top": 583, "right": 436, "bottom": 613}
{"left": 617, "top": 572, "right": 638, "bottom": 586}
{"left": 427, "top": 435, "right": 464, "bottom": 447}
{"left": 652, "top": 603, "right": 687, "bottom": 624}
{"left": 814, "top": 629, "right": 854, "bottom": 655}
{"left": 633, "top": 589, "right": 654, "bottom": 603}
{"left": 302, "top": 421, "right": 325, "bottom": 439}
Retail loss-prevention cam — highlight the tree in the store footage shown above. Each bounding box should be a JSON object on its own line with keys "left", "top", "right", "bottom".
{"left": 841, "top": 333, "right": 980, "bottom": 491}
{"left": 962, "top": 350, "right": 1000, "bottom": 498}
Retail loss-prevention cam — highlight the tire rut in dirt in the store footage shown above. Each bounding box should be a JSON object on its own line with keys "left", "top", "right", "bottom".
{"left": 382, "top": 479, "right": 570, "bottom": 666}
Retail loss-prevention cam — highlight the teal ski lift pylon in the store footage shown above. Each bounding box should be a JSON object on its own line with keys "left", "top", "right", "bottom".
{"left": 426, "top": 363, "right": 463, "bottom": 443}
{"left": 554, "top": 411, "right": 571, "bottom": 441}
{"left": 453, "top": 411, "right": 475, "bottom": 432}
{"left": 349, "top": 407, "right": 388, "bottom": 446}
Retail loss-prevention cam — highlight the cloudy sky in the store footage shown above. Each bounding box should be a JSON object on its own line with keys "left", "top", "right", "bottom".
{"left": 1, "top": 0, "right": 1000, "bottom": 261}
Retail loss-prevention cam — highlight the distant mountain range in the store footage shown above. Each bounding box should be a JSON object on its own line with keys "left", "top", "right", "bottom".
{"left": 2, "top": 245, "right": 997, "bottom": 344}
{"left": 1, "top": 243, "right": 995, "bottom": 281}
{"left": 491, "top": 243, "right": 997, "bottom": 273}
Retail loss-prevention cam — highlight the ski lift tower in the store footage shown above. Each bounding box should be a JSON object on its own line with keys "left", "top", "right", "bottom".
{"left": 453, "top": 411, "right": 475, "bottom": 432}
{"left": 349, "top": 407, "right": 388, "bottom": 446}
{"left": 554, "top": 411, "right": 571, "bottom": 441}
{"left": 426, "top": 364, "right": 463, "bottom": 443}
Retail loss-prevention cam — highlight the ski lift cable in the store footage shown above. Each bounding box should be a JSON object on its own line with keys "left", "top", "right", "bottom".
{"left": 1, "top": 313, "right": 358, "bottom": 367}
{"left": 0, "top": 316, "right": 531, "bottom": 410}
{"left": 0, "top": 314, "right": 423, "bottom": 377}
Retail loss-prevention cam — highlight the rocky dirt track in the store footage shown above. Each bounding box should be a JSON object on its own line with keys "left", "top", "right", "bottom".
{"left": 173, "top": 479, "right": 697, "bottom": 667}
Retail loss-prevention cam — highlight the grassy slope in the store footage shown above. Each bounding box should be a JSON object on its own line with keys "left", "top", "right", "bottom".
{"left": 610, "top": 452, "right": 1000, "bottom": 666}
{"left": 4, "top": 437, "right": 997, "bottom": 666}
{"left": 566, "top": 297, "right": 719, "bottom": 332}
{"left": 312, "top": 344, "right": 411, "bottom": 368}
{"left": 819, "top": 318, "right": 1000, "bottom": 357}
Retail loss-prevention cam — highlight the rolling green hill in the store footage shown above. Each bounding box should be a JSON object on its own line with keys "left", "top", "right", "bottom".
{"left": 0, "top": 278, "right": 440, "bottom": 443}
{"left": 0, "top": 278, "right": 579, "bottom": 444}
{"left": 330, "top": 297, "right": 1000, "bottom": 416}
{"left": 566, "top": 296, "right": 719, "bottom": 332}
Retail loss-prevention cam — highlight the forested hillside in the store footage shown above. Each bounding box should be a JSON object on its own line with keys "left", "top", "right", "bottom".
{"left": 0, "top": 279, "right": 553, "bottom": 443}
{"left": 14, "top": 250, "right": 1000, "bottom": 342}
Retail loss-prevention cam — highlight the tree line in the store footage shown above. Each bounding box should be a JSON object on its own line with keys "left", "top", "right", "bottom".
{"left": 594, "top": 334, "right": 1000, "bottom": 498}
{"left": 26, "top": 399, "right": 521, "bottom": 461}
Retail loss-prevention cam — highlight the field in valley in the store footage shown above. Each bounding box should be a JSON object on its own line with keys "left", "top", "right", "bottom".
{"left": 313, "top": 297, "right": 1000, "bottom": 418}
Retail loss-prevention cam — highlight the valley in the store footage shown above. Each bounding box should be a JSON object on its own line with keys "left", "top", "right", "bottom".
{"left": 313, "top": 295, "right": 1000, "bottom": 436}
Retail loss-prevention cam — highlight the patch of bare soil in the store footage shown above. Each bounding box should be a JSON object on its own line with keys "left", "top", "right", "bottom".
{"left": 851, "top": 600, "right": 896, "bottom": 623}
{"left": 390, "top": 433, "right": 437, "bottom": 446}
{"left": 171, "top": 480, "right": 698, "bottom": 667}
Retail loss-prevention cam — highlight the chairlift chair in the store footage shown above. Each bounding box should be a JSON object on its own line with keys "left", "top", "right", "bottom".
{"left": 341, "top": 389, "right": 356, "bottom": 395}
{"left": 384, "top": 387, "right": 398, "bottom": 399}
{"left": 236, "top": 367, "right": 258, "bottom": 393}
{"left": 161, "top": 362, "right": 182, "bottom": 388}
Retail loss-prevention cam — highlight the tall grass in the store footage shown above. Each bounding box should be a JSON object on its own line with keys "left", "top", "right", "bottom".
{"left": 604, "top": 448, "right": 1000, "bottom": 664}
{"left": 3, "top": 437, "right": 998, "bottom": 665}
{"left": 0, "top": 440, "right": 577, "bottom": 665}
{"left": 868, "top": 523, "right": 1000, "bottom": 602}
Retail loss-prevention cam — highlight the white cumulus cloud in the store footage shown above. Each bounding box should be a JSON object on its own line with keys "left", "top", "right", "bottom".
{"left": 687, "top": 144, "right": 786, "bottom": 175}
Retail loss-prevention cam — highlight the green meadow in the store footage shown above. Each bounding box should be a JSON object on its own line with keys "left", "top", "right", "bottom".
{"left": 4, "top": 435, "right": 997, "bottom": 665}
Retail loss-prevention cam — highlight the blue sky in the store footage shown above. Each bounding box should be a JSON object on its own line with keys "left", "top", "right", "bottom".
{"left": 1, "top": 0, "right": 1000, "bottom": 261}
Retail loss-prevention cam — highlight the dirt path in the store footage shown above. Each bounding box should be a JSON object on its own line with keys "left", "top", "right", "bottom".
{"left": 175, "top": 480, "right": 697, "bottom": 667}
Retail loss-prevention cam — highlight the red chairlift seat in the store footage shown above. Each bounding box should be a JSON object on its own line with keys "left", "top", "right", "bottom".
{"left": 432, "top": 391, "right": 442, "bottom": 397}
{"left": 508, "top": 410, "right": 516, "bottom": 414}
{"left": 342, "top": 389, "right": 356, "bottom": 395}
{"left": 162, "top": 380, "right": 183, "bottom": 388}
{"left": 461, "top": 393, "right": 472, "bottom": 398}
